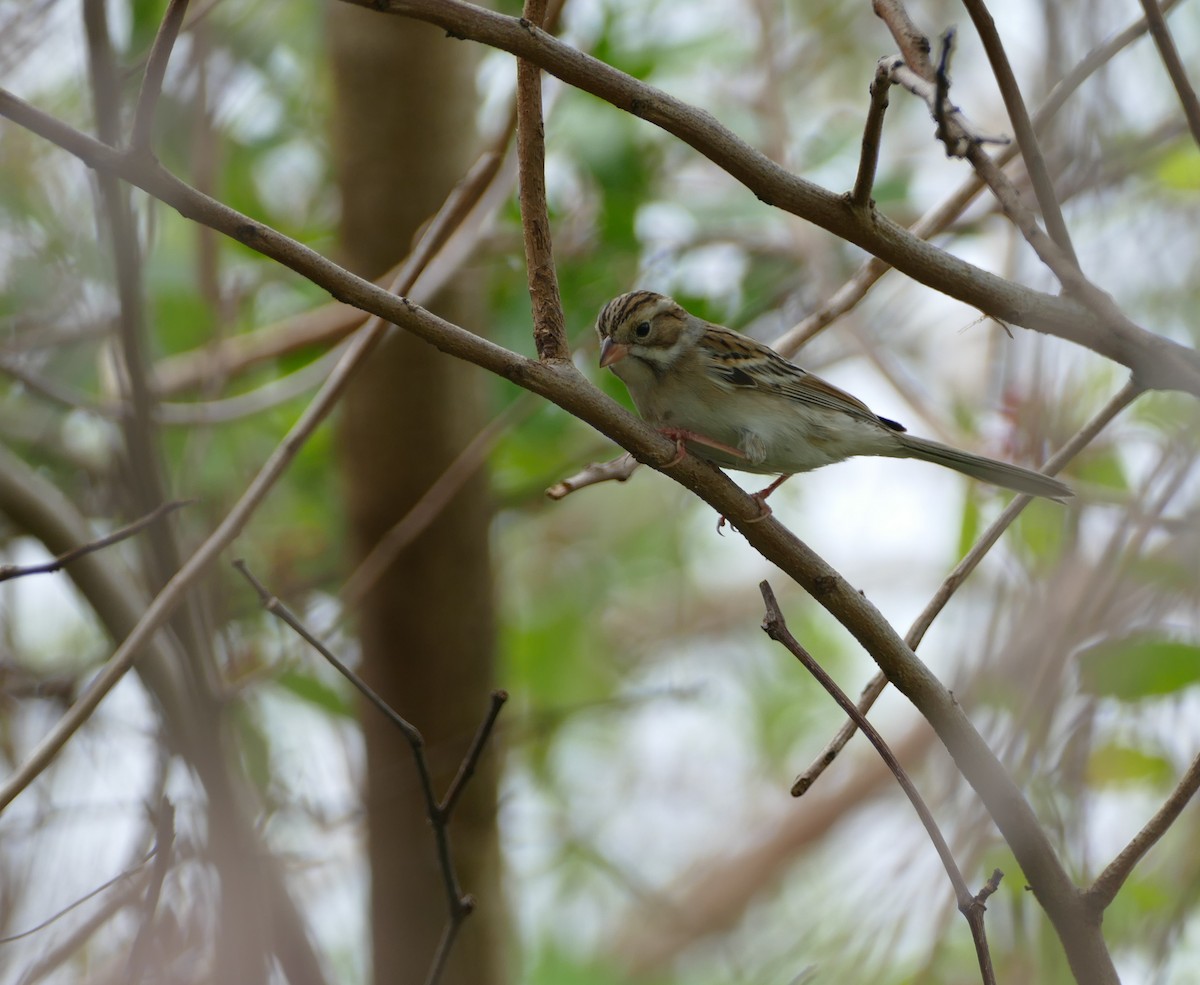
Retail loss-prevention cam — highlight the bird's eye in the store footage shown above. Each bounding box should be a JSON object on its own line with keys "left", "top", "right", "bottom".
{"left": 634, "top": 320, "right": 652, "bottom": 339}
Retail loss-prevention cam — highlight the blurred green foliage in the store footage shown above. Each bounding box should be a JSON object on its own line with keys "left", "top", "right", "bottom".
{"left": 2, "top": 1, "right": 1200, "bottom": 984}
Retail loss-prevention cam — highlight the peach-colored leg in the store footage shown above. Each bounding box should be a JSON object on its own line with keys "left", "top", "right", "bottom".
{"left": 658, "top": 427, "right": 747, "bottom": 465}
{"left": 716, "top": 474, "right": 790, "bottom": 532}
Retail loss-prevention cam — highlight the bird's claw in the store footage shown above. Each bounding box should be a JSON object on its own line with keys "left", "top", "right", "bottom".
{"left": 716, "top": 493, "right": 773, "bottom": 533}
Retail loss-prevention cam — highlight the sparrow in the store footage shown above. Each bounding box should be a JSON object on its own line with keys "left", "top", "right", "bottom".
{"left": 596, "top": 290, "right": 1071, "bottom": 514}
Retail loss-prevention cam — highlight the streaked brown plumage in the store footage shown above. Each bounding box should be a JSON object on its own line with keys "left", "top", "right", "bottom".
{"left": 597, "top": 291, "right": 1071, "bottom": 501}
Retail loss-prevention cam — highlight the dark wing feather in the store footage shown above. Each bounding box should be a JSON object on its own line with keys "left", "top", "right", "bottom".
{"left": 700, "top": 325, "right": 906, "bottom": 432}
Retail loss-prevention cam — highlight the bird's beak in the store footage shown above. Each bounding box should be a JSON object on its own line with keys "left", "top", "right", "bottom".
{"left": 599, "top": 337, "right": 629, "bottom": 368}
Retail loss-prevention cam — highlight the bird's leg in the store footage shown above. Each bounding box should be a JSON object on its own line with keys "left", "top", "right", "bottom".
{"left": 658, "top": 427, "right": 748, "bottom": 467}
{"left": 716, "top": 474, "right": 790, "bottom": 532}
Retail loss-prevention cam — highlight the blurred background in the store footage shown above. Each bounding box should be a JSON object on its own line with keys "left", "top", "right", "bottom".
{"left": 1, "top": 0, "right": 1200, "bottom": 983}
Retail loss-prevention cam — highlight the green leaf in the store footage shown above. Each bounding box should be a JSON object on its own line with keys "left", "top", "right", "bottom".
{"left": 955, "top": 490, "right": 982, "bottom": 559}
{"left": 1071, "top": 446, "right": 1128, "bottom": 491}
{"left": 1086, "top": 742, "right": 1174, "bottom": 787}
{"left": 1079, "top": 635, "right": 1200, "bottom": 700}
{"left": 1157, "top": 143, "right": 1200, "bottom": 191}
{"left": 276, "top": 667, "right": 356, "bottom": 719}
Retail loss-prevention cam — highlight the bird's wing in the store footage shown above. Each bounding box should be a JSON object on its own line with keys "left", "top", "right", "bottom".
{"left": 699, "top": 326, "right": 905, "bottom": 432}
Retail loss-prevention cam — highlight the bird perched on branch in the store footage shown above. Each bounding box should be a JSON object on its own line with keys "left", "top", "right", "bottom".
{"left": 596, "top": 290, "right": 1070, "bottom": 518}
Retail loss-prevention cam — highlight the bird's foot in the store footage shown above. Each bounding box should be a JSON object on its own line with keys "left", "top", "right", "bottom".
{"left": 658, "top": 427, "right": 747, "bottom": 467}
{"left": 715, "top": 475, "right": 789, "bottom": 533}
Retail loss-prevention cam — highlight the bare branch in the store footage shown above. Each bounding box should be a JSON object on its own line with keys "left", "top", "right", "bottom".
{"left": 793, "top": 379, "right": 1142, "bottom": 794}
{"left": 760, "top": 582, "right": 998, "bottom": 985}
{"left": 871, "top": 0, "right": 934, "bottom": 78}
{"left": 886, "top": 55, "right": 1010, "bottom": 153}
{"left": 1088, "top": 749, "right": 1200, "bottom": 911}
{"left": 129, "top": 0, "right": 190, "bottom": 155}
{"left": 517, "top": 0, "right": 569, "bottom": 362}
{"left": 851, "top": 59, "right": 893, "bottom": 209}
{"left": 0, "top": 500, "right": 190, "bottom": 583}
{"left": 961, "top": 0, "right": 1078, "bottom": 264}
{"left": 327, "top": 0, "right": 1200, "bottom": 396}
{"left": 546, "top": 452, "right": 640, "bottom": 500}
{"left": 125, "top": 799, "right": 177, "bottom": 985}
{"left": 233, "top": 560, "right": 506, "bottom": 985}
{"left": 1137, "top": 0, "right": 1200, "bottom": 148}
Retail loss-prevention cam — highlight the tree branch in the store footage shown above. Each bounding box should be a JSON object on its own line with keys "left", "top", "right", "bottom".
{"left": 234, "top": 560, "right": 506, "bottom": 985}
{"left": 0, "top": 500, "right": 190, "bottom": 583}
{"left": 760, "top": 582, "right": 998, "bottom": 985}
{"left": 0, "top": 71, "right": 1121, "bottom": 982}
{"left": 517, "top": 0, "right": 569, "bottom": 362}
{"left": 792, "top": 378, "right": 1142, "bottom": 795}
{"left": 332, "top": 0, "right": 1200, "bottom": 397}
{"left": 130, "top": 0, "right": 190, "bottom": 155}
{"left": 1137, "top": 0, "right": 1200, "bottom": 148}
{"left": 1088, "top": 752, "right": 1200, "bottom": 911}
{"left": 960, "top": 0, "right": 1078, "bottom": 264}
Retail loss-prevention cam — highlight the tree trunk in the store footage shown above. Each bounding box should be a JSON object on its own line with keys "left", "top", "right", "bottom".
{"left": 327, "top": 7, "right": 502, "bottom": 985}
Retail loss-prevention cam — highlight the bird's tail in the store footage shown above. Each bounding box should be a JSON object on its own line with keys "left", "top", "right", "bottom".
{"left": 890, "top": 434, "right": 1072, "bottom": 500}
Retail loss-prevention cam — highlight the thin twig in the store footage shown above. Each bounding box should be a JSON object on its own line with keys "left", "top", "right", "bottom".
{"left": 760, "top": 582, "right": 997, "bottom": 985}
{"left": 233, "top": 560, "right": 506, "bottom": 985}
{"left": 517, "top": 0, "right": 569, "bottom": 362}
{"left": 887, "top": 57, "right": 1010, "bottom": 152}
{"left": 440, "top": 690, "right": 508, "bottom": 819}
{"left": 1137, "top": 0, "right": 1200, "bottom": 149}
{"left": 932, "top": 28, "right": 958, "bottom": 153}
{"left": 1088, "top": 752, "right": 1200, "bottom": 911}
{"left": 961, "top": 0, "right": 1078, "bottom": 264}
{"left": 872, "top": 0, "right": 933, "bottom": 78}
{"left": 792, "top": 379, "right": 1142, "bottom": 795}
{"left": 0, "top": 849, "right": 158, "bottom": 945}
{"left": 129, "top": 0, "right": 190, "bottom": 155}
{"left": 851, "top": 59, "right": 893, "bottom": 209}
{"left": 0, "top": 500, "right": 191, "bottom": 583}
{"left": 773, "top": 0, "right": 1184, "bottom": 357}
{"left": 546, "top": 451, "right": 640, "bottom": 499}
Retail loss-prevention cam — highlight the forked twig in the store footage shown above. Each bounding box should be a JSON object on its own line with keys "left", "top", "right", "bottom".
{"left": 792, "top": 379, "right": 1142, "bottom": 795}
{"left": 234, "top": 560, "right": 506, "bottom": 985}
{"left": 760, "top": 581, "right": 998, "bottom": 985}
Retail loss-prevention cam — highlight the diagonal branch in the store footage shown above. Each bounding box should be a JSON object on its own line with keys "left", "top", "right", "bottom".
{"left": 331, "top": 0, "right": 1200, "bottom": 397}
{"left": 761, "top": 582, "right": 999, "bottom": 985}
{"left": 130, "top": 0, "right": 190, "bottom": 155}
{"left": 792, "top": 379, "right": 1142, "bottom": 795}
{"left": 1088, "top": 752, "right": 1200, "bottom": 911}
{"left": 959, "top": 0, "right": 1078, "bottom": 264}
{"left": 0, "top": 500, "right": 191, "bottom": 583}
{"left": 1137, "top": 0, "right": 1200, "bottom": 148}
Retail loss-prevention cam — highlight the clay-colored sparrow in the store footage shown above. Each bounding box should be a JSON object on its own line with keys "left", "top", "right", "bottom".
{"left": 596, "top": 290, "right": 1071, "bottom": 508}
